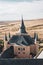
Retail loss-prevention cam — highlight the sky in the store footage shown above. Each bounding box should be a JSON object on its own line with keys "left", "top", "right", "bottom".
{"left": 0, "top": 0, "right": 43, "bottom": 21}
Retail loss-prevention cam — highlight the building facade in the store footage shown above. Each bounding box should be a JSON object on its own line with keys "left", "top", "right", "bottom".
{"left": 3, "top": 18, "right": 39, "bottom": 58}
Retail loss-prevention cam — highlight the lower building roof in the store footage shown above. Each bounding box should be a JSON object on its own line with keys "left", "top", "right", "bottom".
{"left": 34, "top": 49, "right": 43, "bottom": 59}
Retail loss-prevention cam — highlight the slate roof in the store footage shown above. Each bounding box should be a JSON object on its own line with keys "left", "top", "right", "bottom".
{"left": 8, "top": 35, "right": 34, "bottom": 46}
{"left": 1, "top": 46, "right": 15, "bottom": 58}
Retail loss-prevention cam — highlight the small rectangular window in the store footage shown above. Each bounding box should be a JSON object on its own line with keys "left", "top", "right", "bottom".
{"left": 18, "top": 52, "right": 20, "bottom": 54}
{"left": 23, "top": 52, "right": 25, "bottom": 54}
{"left": 23, "top": 48, "right": 25, "bottom": 50}
{"left": 18, "top": 48, "right": 20, "bottom": 50}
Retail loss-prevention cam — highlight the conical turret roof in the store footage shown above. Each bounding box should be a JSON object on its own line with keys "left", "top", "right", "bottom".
{"left": 5, "top": 33, "right": 8, "bottom": 41}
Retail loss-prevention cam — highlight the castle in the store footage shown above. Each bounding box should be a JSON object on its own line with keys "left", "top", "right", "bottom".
{"left": 3, "top": 18, "right": 39, "bottom": 58}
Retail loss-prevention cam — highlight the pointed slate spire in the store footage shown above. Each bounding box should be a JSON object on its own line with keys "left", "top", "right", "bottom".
{"left": 5, "top": 33, "right": 8, "bottom": 41}
{"left": 19, "top": 16, "right": 27, "bottom": 33}
{"left": 34, "top": 33, "right": 38, "bottom": 44}
{"left": 9, "top": 32, "right": 10, "bottom": 38}
{"left": 21, "top": 17, "right": 25, "bottom": 28}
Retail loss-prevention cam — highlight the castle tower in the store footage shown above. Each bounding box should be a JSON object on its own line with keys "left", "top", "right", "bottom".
{"left": 3, "top": 33, "right": 8, "bottom": 51}
{"left": 18, "top": 17, "right": 27, "bottom": 34}
{"left": 34, "top": 33, "right": 39, "bottom": 54}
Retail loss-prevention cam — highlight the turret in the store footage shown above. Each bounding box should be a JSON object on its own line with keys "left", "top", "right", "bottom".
{"left": 8, "top": 32, "right": 11, "bottom": 39}
{"left": 3, "top": 33, "right": 8, "bottom": 51}
{"left": 34, "top": 33, "right": 39, "bottom": 54}
{"left": 34, "top": 33, "right": 38, "bottom": 44}
{"left": 5, "top": 33, "right": 8, "bottom": 41}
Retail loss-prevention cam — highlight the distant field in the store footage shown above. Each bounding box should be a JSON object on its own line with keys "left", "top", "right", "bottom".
{"left": 0, "top": 19, "right": 43, "bottom": 40}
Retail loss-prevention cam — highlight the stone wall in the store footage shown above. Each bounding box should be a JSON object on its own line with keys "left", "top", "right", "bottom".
{"left": 14, "top": 45, "right": 30, "bottom": 58}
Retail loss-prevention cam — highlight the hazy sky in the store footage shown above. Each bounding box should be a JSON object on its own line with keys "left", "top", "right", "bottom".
{"left": 0, "top": 0, "right": 32, "bottom": 1}
{"left": 0, "top": 0, "right": 43, "bottom": 21}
